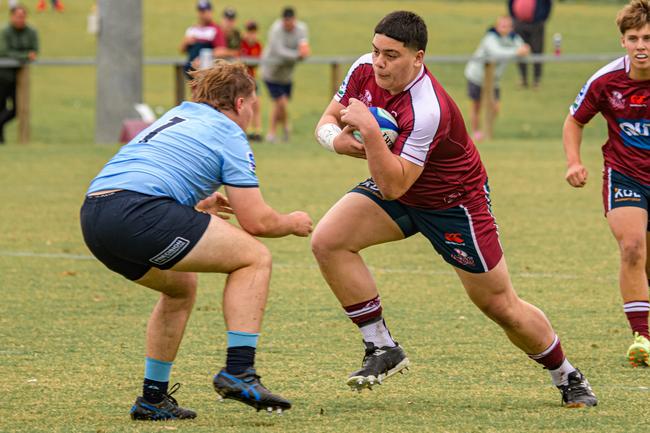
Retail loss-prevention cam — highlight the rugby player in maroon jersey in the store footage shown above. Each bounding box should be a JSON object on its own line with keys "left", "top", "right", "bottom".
{"left": 564, "top": 0, "right": 650, "bottom": 368}
{"left": 313, "top": 10, "right": 596, "bottom": 408}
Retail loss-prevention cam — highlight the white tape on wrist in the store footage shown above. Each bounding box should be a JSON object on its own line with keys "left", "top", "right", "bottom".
{"left": 316, "top": 123, "right": 342, "bottom": 153}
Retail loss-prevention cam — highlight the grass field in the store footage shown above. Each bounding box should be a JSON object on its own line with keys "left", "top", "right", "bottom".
{"left": 2, "top": 1, "right": 649, "bottom": 432}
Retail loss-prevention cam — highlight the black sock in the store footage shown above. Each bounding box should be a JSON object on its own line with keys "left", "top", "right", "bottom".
{"left": 226, "top": 346, "right": 256, "bottom": 375}
{"left": 143, "top": 378, "right": 168, "bottom": 404}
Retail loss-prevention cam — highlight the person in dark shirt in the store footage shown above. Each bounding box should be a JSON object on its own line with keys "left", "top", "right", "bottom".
{"left": 0, "top": 5, "right": 38, "bottom": 143}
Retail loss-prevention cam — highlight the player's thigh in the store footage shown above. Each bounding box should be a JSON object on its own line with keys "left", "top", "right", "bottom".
{"left": 313, "top": 186, "right": 409, "bottom": 252}
{"left": 454, "top": 257, "right": 517, "bottom": 310}
{"left": 172, "top": 215, "right": 270, "bottom": 274}
{"left": 135, "top": 267, "right": 198, "bottom": 299}
{"left": 607, "top": 207, "right": 648, "bottom": 262}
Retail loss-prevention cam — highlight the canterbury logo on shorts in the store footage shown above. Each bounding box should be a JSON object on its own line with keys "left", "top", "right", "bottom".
{"left": 149, "top": 237, "right": 190, "bottom": 265}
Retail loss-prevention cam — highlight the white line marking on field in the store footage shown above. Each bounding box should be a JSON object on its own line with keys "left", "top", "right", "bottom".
{"left": 0, "top": 250, "right": 617, "bottom": 281}
{"left": 0, "top": 250, "right": 94, "bottom": 260}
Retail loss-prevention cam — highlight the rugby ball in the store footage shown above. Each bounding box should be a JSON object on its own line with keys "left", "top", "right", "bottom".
{"left": 352, "top": 107, "right": 399, "bottom": 148}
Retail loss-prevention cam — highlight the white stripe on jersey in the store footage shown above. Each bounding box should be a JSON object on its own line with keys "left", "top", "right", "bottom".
{"left": 570, "top": 56, "right": 626, "bottom": 116}
{"left": 185, "top": 25, "right": 217, "bottom": 42}
{"left": 335, "top": 53, "right": 372, "bottom": 102}
{"left": 399, "top": 69, "right": 440, "bottom": 167}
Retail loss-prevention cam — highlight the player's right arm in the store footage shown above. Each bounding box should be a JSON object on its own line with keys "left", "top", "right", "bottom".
{"left": 224, "top": 185, "right": 312, "bottom": 237}
{"left": 562, "top": 114, "right": 588, "bottom": 188}
{"left": 315, "top": 99, "right": 366, "bottom": 158}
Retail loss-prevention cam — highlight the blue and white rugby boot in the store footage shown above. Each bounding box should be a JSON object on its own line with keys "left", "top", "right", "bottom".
{"left": 213, "top": 367, "right": 291, "bottom": 413}
{"left": 130, "top": 383, "right": 197, "bottom": 421}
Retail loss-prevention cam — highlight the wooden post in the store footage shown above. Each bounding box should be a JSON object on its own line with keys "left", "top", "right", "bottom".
{"left": 330, "top": 62, "right": 341, "bottom": 97}
{"left": 174, "top": 64, "right": 185, "bottom": 105}
{"left": 16, "top": 65, "right": 29, "bottom": 144}
{"left": 482, "top": 61, "right": 496, "bottom": 140}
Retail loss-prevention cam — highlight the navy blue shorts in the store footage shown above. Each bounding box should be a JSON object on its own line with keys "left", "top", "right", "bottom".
{"left": 467, "top": 81, "right": 500, "bottom": 102}
{"left": 264, "top": 80, "right": 292, "bottom": 100}
{"left": 80, "top": 190, "right": 211, "bottom": 280}
{"left": 603, "top": 168, "right": 650, "bottom": 230}
{"left": 350, "top": 178, "right": 503, "bottom": 273}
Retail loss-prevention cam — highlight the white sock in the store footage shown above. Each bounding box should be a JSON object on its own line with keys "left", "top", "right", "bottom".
{"left": 359, "top": 318, "right": 396, "bottom": 348}
{"left": 548, "top": 358, "right": 576, "bottom": 387}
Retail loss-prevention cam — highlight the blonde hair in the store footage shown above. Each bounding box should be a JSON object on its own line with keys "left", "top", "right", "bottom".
{"left": 617, "top": 0, "right": 650, "bottom": 34}
{"left": 188, "top": 60, "right": 255, "bottom": 111}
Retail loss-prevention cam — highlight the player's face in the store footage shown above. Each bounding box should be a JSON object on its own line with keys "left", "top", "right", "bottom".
{"left": 371, "top": 34, "right": 424, "bottom": 95}
{"left": 622, "top": 24, "right": 650, "bottom": 76}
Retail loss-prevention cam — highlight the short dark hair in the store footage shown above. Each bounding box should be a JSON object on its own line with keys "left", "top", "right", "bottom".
{"left": 374, "top": 11, "right": 427, "bottom": 52}
{"left": 282, "top": 7, "right": 295, "bottom": 18}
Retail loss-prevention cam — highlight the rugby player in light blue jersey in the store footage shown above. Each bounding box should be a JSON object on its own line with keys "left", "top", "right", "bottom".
{"left": 80, "top": 60, "right": 312, "bottom": 421}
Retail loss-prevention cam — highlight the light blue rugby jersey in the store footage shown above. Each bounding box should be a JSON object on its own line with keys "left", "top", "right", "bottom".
{"left": 87, "top": 102, "right": 259, "bottom": 207}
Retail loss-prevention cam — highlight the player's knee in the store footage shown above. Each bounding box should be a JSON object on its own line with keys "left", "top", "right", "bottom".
{"left": 159, "top": 272, "right": 198, "bottom": 306}
{"left": 311, "top": 226, "right": 342, "bottom": 261}
{"left": 619, "top": 238, "right": 645, "bottom": 267}
{"left": 250, "top": 241, "right": 272, "bottom": 271}
{"left": 478, "top": 296, "right": 520, "bottom": 329}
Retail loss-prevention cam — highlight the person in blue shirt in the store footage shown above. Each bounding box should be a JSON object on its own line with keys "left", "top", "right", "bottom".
{"left": 80, "top": 60, "right": 312, "bottom": 421}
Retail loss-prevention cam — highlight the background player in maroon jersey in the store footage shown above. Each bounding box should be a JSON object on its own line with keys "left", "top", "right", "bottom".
{"left": 312, "top": 10, "right": 596, "bottom": 407}
{"left": 564, "top": 0, "right": 650, "bottom": 367}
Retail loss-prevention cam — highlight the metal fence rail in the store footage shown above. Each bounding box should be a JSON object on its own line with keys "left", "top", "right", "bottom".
{"left": 7, "top": 53, "right": 624, "bottom": 143}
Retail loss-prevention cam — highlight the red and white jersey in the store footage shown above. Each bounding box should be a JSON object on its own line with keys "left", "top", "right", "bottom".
{"left": 571, "top": 55, "right": 650, "bottom": 185}
{"left": 336, "top": 53, "right": 486, "bottom": 209}
{"left": 185, "top": 22, "right": 220, "bottom": 47}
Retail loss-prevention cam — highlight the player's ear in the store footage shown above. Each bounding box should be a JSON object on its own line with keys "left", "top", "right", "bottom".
{"left": 414, "top": 49, "right": 424, "bottom": 67}
{"left": 235, "top": 97, "right": 244, "bottom": 113}
{"left": 620, "top": 36, "right": 625, "bottom": 48}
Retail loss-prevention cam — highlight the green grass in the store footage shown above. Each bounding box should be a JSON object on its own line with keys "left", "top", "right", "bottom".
{"left": 1, "top": 1, "right": 648, "bottom": 432}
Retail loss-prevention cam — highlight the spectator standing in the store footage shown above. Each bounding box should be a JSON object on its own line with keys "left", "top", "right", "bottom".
{"left": 240, "top": 20, "right": 263, "bottom": 141}
{"left": 261, "top": 6, "right": 310, "bottom": 143}
{"left": 508, "top": 0, "right": 552, "bottom": 88}
{"left": 180, "top": 0, "right": 220, "bottom": 77}
{"left": 0, "top": 5, "right": 37, "bottom": 144}
{"left": 214, "top": 7, "right": 241, "bottom": 59}
{"left": 464, "top": 16, "right": 530, "bottom": 141}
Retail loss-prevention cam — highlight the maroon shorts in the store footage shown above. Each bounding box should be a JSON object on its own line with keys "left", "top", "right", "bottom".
{"left": 351, "top": 179, "right": 504, "bottom": 273}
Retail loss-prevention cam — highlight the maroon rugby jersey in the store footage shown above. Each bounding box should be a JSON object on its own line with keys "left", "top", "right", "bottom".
{"left": 336, "top": 53, "right": 486, "bottom": 209}
{"left": 571, "top": 55, "right": 650, "bottom": 184}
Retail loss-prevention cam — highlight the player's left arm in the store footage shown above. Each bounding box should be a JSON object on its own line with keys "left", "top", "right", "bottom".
{"left": 341, "top": 98, "right": 423, "bottom": 200}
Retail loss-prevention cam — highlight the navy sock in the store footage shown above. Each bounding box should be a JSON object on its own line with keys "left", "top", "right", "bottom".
{"left": 143, "top": 378, "right": 168, "bottom": 404}
{"left": 226, "top": 346, "right": 256, "bottom": 375}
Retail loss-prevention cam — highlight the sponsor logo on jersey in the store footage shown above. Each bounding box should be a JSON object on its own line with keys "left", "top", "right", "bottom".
{"left": 609, "top": 91, "right": 626, "bottom": 110}
{"left": 444, "top": 232, "right": 465, "bottom": 245}
{"left": 631, "top": 94, "right": 648, "bottom": 108}
{"left": 247, "top": 151, "right": 256, "bottom": 173}
{"left": 613, "top": 187, "right": 642, "bottom": 202}
{"left": 450, "top": 248, "right": 475, "bottom": 267}
{"left": 618, "top": 118, "right": 650, "bottom": 150}
{"left": 571, "top": 84, "right": 589, "bottom": 112}
{"left": 359, "top": 89, "right": 372, "bottom": 106}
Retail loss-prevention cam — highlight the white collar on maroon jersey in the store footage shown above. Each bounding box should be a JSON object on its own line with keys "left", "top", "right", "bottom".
{"left": 624, "top": 55, "right": 631, "bottom": 75}
{"left": 402, "top": 65, "right": 426, "bottom": 93}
